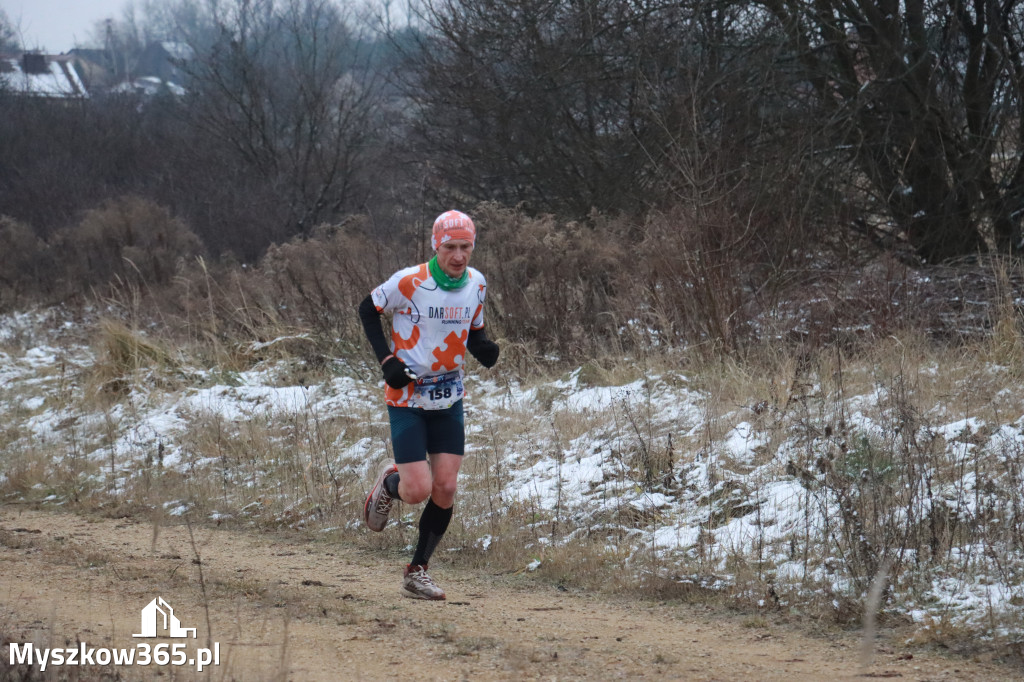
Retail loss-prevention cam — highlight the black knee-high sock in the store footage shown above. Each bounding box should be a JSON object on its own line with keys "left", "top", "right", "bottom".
{"left": 411, "top": 499, "right": 453, "bottom": 566}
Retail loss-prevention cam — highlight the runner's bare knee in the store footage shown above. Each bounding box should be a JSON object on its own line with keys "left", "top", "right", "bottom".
{"left": 431, "top": 478, "right": 458, "bottom": 506}
{"left": 400, "top": 478, "right": 432, "bottom": 504}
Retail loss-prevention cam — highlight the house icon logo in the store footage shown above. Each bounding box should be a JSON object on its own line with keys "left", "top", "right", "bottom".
{"left": 132, "top": 597, "right": 197, "bottom": 638}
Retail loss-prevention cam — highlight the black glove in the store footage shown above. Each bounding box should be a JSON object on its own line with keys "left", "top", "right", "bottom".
{"left": 467, "top": 336, "right": 500, "bottom": 368}
{"left": 382, "top": 356, "right": 417, "bottom": 388}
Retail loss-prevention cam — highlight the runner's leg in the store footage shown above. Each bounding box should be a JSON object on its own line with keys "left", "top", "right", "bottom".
{"left": 410, "top": 452, "right": 461, "bottom": 566}
{"left": 425, "top": 451, "right": 462, "bottom": 508}
{"left": 395, "top": 460, "right": 432, "bottom": 504}
{"left": 388, "top": 405, "right": 433, "bottom": 504}
{"left": 423, "top": 401, "right": 465, "bottom": 509}
{"left": 392, "top": 451, "right": 462, "bottom": 507}
{"left": 410, "top": 401, "right": 464, "bottom": 566}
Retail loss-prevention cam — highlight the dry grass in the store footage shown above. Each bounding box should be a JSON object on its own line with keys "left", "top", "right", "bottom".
{"left": 2, "top": 322, "right": 1023, "bottom": 663}
{"left": 3, "top": 205, "right": 1024, "bottom": 663}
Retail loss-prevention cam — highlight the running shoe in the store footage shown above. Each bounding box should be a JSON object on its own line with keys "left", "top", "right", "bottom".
{"left": 402, "top": 564, "right": 446, "bottom": 600}
{"left": 363, "top": 462, "right": 398, "bottom": 532}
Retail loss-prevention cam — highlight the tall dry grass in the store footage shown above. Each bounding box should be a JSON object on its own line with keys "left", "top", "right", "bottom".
{"left": 7, "top": 196, "right": 1016, "bottom": 369}
{"left": 2, "top": 201, "right": 1024, "bottom": 662}
{"left": 2, "top": 308, "right": 1023, "bottom": 659}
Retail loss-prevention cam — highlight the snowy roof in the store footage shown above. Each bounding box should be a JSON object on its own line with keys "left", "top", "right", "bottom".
{"left": 159, "top": 42, "right": 195, "bottom": 61}
{"left": 0, "top": 54, "right": 89, "bottom": 99}
{"left": 110, "top": 76, "right": 186, "bottom": 97}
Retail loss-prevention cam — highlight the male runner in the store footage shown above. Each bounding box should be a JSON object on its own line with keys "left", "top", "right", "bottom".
{"left": 358, "top": 210, "right": 499, "bottom": 599}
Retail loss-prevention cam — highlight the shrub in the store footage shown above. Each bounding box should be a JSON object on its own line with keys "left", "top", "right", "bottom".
{"left": 141, "top": 216, "right": 409, "bottom": 368}
{"left": 0, "top": 215, "right": 50, "bottom": 309}
{"left": 54, "top": 196, "right": 202, "bottom": 291}
{"left": 472, "top": 204, "right": 628, "bottom": 361}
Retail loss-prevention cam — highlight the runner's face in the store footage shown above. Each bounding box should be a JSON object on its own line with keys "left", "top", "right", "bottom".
{"left": 436, "top": 239, "right": 473, "bottom": 278}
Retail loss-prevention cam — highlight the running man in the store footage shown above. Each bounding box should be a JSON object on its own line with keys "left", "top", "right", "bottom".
{"left": 358, "top": 210, "right": 499, "bottom": 600}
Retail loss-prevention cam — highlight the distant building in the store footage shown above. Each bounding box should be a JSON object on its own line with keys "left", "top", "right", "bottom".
{"left": 0, "top": 52, "right": 88, "bottom": 99}
{"left": 110, "top": 76, "right": 186, "bottom": 98}
{"left": 93, "top": 41, "right": 195, "bottom": 99}
{"left": 66, "top": 47, "right": 120, "bottom": 92}
{"left": 135, "top": 41, "right": 194, "bottom": 85}
{"left": 0, "top": 41, "right": 194, "bottom": 100}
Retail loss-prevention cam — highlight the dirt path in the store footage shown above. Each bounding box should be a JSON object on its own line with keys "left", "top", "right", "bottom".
{"left": 0, "top": 506, "right": 1016, "bottom": 681}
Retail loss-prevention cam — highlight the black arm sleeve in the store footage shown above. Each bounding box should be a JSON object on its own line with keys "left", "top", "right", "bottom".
{"left": 467, "top": 327, "right": 490, "bottom": 346}
{"left": 466, "top": 326, "right": 499, "bottom": 367}
{"left": 358, "top": 294, "right": 392, "bottom": 363}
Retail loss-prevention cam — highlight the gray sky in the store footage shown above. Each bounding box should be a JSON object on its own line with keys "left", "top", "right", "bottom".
{"left": 1, "top": 0, "right": 127, "bottom": 53}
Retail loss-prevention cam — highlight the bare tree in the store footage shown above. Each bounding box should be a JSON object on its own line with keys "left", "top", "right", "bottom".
{"left": 397, "top": 0, "right": 1024, "bottom": 263}
{"left": 139, "top": 0, "right": 223, "bottom": 46}
{"left": 391, "top": 1, "right": 829, "bottom": 231}
{"left": 85, "top": 6, "right": 148, "bottom": 82}
{"left": 0, "top": 8, "right": 21, "bottom": 53}
{"left": 182, "top": 0, "right": 387, "bottom": 237}
{"left": 395, "top": 0, "right": 708, "bottom": 216}
{"left": 751, "top": 0, "right": 1024, "bottom": 261}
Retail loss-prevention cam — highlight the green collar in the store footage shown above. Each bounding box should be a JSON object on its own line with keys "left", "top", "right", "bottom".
{"left": 428, "top": 255, "right": 469, "bottom": 291}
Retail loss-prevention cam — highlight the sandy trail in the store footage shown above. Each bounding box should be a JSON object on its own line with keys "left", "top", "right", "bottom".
{"left": 0, "top": 506, "right": 1016, "bottom": 681}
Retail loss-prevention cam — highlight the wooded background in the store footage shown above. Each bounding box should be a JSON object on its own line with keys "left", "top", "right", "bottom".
{"left": 3, "top": 0, "right": 1024, "bottom": 356}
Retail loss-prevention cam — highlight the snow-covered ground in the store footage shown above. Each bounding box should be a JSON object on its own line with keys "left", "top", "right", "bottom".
{"left": 1, "top": 310, "right": 1021, "bottom": 641}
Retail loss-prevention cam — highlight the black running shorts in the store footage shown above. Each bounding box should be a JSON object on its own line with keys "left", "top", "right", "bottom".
{"left": 386, "top": 401, "right": 465, "bottom": 464}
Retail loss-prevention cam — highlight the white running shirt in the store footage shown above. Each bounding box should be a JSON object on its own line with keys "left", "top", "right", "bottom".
{"left": 371, "top": 263, "right": 486, "bottom": 407}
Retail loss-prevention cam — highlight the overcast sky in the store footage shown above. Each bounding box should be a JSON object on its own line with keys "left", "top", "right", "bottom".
{"left": 1, "top": 0, "right": 127, "bottom": 53}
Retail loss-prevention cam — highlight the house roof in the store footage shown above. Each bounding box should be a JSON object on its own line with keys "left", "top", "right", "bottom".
{"left": 0, "top": 53, "right": 89, "bottom": 98}
{"left": 110, "top": 75, "right": 186, "bottom": 97}
{"left": 159, "top": 42, "right": 194, "bottom": 61}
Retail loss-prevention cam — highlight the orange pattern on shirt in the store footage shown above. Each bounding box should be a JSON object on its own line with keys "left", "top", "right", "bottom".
{"left": 398, "top": 264, "right": 430, "bottom": 301}
{"left": 431, "top": 330, "right": 468, "bottom": 372}
{"left": 392, "top": 325, "right": 420, "bottom": 351}
{"left": 385, "top": 383, "right": 414, "bottom": 407}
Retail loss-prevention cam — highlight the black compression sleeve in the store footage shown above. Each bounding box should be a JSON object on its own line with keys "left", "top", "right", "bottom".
{"left": 358, "top": 294, "right": 392, "bottom": 363}
{"left": 467, "top": 327, "right": 490, "bottom": 345}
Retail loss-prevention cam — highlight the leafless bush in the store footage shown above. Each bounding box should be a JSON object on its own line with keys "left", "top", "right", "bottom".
{"left": 125, "top": 217, "right": 413, "bottom": 369}
{"left": 0, "top": 216, "right": 51, "bottom": 309}
{"left": 637, "top": 208, "right": 759, "bottom": 352}
{"left": 255, "top": 220, "right": 405, "bottom": 339}
{"left": 472, "top": 204, "right": 627, "bottom": 361}
{"left": 769, "top": 336, "right": 1024, "bottom": 616}
{"left": 54, "top": 196, "right": 202, "bottom": 292}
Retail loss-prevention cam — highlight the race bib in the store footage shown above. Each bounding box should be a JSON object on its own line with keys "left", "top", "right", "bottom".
{"left": 410, "top": 371, "right": 464, "bottom": 410}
